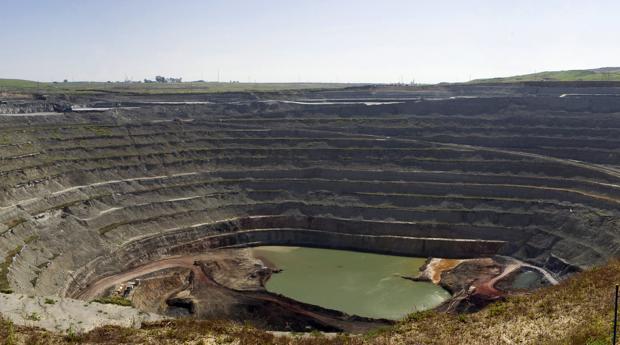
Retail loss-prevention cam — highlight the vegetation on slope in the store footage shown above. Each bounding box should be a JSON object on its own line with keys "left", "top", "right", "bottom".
{"left": 0, "top": 246, "right": 23, "bottom": 293}
{"left": 471, "top": 67, "right": 620, "bottom": 83}
{"left": 91, "top": 296, "right": 133, "bottom": 307}
{"left": 0, "top": 79, "right": 357, "bottom": 95}
{"left": 2, "top": 259, "right": 620, "bottom": 344}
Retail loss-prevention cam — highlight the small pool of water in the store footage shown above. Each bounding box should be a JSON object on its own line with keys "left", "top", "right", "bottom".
{"left": 251, "top": 246, "right": 450, "bottom": 320}
{"left": 511, "top": 270, "right": 545, "bottom": 290}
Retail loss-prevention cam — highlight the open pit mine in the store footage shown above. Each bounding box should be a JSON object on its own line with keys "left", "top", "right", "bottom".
{"left": 1, "top": 82, "right": 620, "bottom": 333}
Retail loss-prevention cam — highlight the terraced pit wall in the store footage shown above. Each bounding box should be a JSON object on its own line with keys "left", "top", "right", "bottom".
{"left": 0, "top": 91, "right": 619, "bottom": 298}
{"left": 64, "top": 215, "right": 504, "bottom": 297}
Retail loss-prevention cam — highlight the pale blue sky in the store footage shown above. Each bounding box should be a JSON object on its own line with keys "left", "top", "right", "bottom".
{"left": 1, "top": 0, "right": 619, "bottom": 83}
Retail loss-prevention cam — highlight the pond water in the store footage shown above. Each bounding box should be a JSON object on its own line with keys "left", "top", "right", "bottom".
{"left": 251, "top": 246, "right": 450, "bottom": 320}
{"left": 511, "top": 270, "right": 545, "bottom": 290}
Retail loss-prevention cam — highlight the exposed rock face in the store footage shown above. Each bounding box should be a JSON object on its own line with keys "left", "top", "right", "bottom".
{"left": 75, "top": 249, "right": 388, "bottom": 332}
{"left": 0, "top": 100, "right": 54, "bottom": 114}
{"left": 421, "top": 257, "right": 555, "bottom": 313}
{"left": 438, "top": 258, "right": 504, "bottom": 294}
{"left": 0, "top": 293, "right": 162, "bottom": 333}
{"left": 51, "top": 101, "right": 72, "bottom": 113}
{"left": 0, "top": 84, "right": 619, "bottom": 327}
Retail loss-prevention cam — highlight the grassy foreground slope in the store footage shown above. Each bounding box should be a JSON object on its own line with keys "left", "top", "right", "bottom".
{"left": 472, "top": 67, "right": 620, "bottom": 83}
{"left": 0, "top": 79, "right": 358, "bottom": 95}
{"left": 2, "top": 260, "right": 618, "bottom": 345}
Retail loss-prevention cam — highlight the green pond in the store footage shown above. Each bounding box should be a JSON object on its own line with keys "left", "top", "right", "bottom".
{"left": 251, "top": 246, "right": 451, "bottom": 320}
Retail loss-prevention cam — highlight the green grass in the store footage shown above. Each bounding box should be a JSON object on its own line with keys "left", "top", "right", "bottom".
{"left": 486, "top": 301, "right": 508, "bottom": 317}
{"left": 1, "top": 318, "right": 17, "bottom": 345}
{"left": 91, "top": 296, "right": 133, "bottom": 307}
{"left": 83, "top": 126, "right": 114, "bottom": 137}
{"left": 0, "top": 246, "right": 23, "bottom": 291}
{"left": 25, "top": 312, "right": 41, "bottom": 322}
{"left": 0, "top": 79, "right": 360, "bottom": 95}
{"left": 400, "top": 310, "right": 434, "bottom": 323}
{"left": 471, "top": 68, "right": 620, "bottom": 83}
{"left": 0, "top": 79, "right": 42, "bottom": 90}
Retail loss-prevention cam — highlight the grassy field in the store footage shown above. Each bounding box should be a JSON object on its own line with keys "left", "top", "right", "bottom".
{"left": 0, "top": 79, "right": 358, "bottom": 96}
{"left": 471, "top": 68, "right": 620, "bottom": 83}
{"left": 1, "top": 259, "right": 619, "bottom": 344}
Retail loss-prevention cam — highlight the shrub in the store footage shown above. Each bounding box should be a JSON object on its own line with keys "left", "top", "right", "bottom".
{"left": 487, "top": 302, "right": 507, "bottom": 317}
{"left": 26, "top": 312, "right": 41, "bottom": 321}
{"left": 401, "top": 310, "right": 433, "bottom": 323}
{"left": 64, "top": 325, "right": 83, "bottom": 343}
